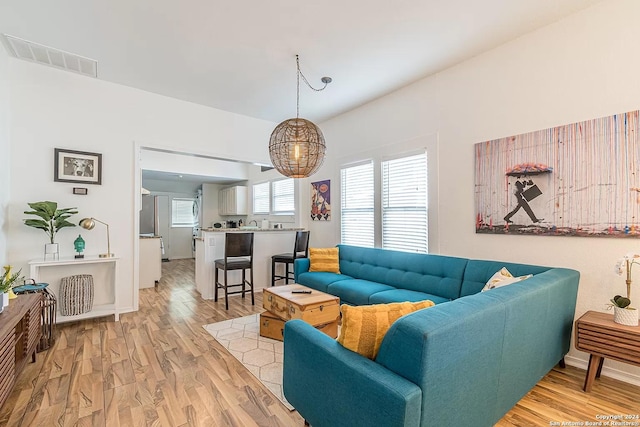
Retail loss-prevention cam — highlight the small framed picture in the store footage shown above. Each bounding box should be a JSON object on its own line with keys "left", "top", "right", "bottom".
{"left": 54, "top": 148, "right": 102, "bottom": 185}
{"left": 311, "top": 179, "right": 331, "bottom": 221}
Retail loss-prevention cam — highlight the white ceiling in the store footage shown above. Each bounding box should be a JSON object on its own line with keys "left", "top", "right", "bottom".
{"left": 0, "top": 0, "right": 600, "bottom": 123}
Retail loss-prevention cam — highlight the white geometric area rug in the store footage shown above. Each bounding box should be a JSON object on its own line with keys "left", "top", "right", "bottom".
{"left": 203, "top": 314, "right": 294, "bottom": 410}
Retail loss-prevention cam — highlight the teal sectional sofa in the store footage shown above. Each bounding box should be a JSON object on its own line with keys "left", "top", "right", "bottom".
{"left": 284, "top": 245, "right": 580, "bottom": 427}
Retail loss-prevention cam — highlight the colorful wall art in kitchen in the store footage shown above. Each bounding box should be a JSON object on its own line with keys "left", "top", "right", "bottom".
{"left": 311, "top": 180, "right": 331, "bottom": 221}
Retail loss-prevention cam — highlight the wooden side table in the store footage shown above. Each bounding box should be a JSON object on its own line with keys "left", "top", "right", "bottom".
{"left": 0, "top": 294, "right": 42, "bottom": 408}
{"left": 574, "top": 310, "right": 640, "bottom": 392}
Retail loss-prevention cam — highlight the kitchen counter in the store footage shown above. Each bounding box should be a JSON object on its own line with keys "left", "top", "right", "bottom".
{"left": 195, "top": 229, "right": 304, "bottom": 299}
{"left": 139, "top": 237, "right": 162, "bottom": 288}
{"left": 200, "top": 227, "right": 304, "bottom": 232}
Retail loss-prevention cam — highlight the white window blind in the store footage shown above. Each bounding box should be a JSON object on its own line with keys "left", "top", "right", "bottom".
{"left": 382, "top": 153, "right": 428, "bottom": 253}
{"left": 171, "top": 198, "right": 196, "bottom": 227}
{"left": 341, "top": 162, "right": 374, "bottom": 247}
{"left": 253, "top": 182, "right": 270, "bottom": 214}
{"left": 272, "top": 179, "right": 294, "bottom": 214}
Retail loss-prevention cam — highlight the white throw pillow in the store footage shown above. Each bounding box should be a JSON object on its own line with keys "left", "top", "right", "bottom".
{"left": 481, "top": 267, "right": 532, "bottom": 292}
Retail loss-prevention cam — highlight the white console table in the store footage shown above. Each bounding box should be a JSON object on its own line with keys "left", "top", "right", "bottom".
{"left": 29, "top": 256, "right": 119, "bottom": 323}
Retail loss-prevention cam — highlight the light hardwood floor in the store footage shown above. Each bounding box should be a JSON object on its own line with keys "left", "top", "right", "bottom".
{"left": 1, "top": 259, "right": 638, "bottom": 426}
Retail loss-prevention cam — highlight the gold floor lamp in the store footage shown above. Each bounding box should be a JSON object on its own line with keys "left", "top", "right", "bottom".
{"left": 79, "top": 217, "right": 114, "bottom": 258}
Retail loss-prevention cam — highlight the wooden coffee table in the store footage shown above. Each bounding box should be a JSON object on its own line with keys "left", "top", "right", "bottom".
{"left": 260, "top": 284, "right": 340, "bottom": 341}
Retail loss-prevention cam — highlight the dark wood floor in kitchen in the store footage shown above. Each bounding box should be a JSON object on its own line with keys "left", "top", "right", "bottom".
{"left": 0, "top": 258, "right": 638, "bottom": 426}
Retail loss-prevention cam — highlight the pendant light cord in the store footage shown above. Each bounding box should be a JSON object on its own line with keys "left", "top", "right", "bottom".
{"left": 296, "top": 55, "right": 300, "bottom": 119}
{"left": 296, "top": 54, "right": 331, "bottom": 119}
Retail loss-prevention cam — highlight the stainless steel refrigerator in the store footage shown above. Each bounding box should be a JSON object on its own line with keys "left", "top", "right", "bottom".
{"left": 140, "top": 195, "right": 159, "bottom": 236}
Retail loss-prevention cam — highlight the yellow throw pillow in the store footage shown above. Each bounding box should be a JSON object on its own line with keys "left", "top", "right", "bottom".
{"left": 309, "top": 247, "right": 340, "bottom": 273}
{"left": 337, "top": 300, "right": 434, "bottom": 360}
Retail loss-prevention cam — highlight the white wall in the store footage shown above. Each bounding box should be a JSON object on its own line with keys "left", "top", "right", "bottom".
{"left": 142, "top": 178, "right": 201, "bottom": 195}
{"left": 201, "top": 182, "right": 224, "bottom": 228}
{"left": 0, "top": 45, "right": 9, "bottom": 265}
{"left": 314, "top": 0, "right": 640, "bottom": 384}
{"left": 140, "top": 149, "right": 251, "bottom": 179}
{"left": 7, "top": 58, "right": 275, "bottom": 314}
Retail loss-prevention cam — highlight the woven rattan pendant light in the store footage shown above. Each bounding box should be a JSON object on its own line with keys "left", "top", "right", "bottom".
{"left": 269, "top": 55, "right": 331, "bottom": 178}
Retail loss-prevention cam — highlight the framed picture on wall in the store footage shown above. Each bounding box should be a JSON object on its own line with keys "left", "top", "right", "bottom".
{"left": 311, "top": 179, "right": 331, "bottom": 221}
{"left": 54, "top": 148, "right": 102, "bottom": 185}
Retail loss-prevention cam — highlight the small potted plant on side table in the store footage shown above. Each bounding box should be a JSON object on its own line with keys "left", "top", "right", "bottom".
{"left": 24, "top": 201, "right": 78, "bottom": 260}
{"left": 0, "top": 266, "right": 23, "bottom": 312}
{"left": 612, "top": 253, "right": 639, "bottom": 326}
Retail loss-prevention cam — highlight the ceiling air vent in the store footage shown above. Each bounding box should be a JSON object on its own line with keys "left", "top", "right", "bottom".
{"left": 2, "top": 34, "right": 97, "bottom": 78}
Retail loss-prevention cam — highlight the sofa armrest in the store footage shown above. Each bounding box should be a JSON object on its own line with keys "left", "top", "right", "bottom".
{"left": 283, "top": 320, "right": 422, "bottom": 427}
{"left": 294, "top": 258, "right": 310, "bottom": 282}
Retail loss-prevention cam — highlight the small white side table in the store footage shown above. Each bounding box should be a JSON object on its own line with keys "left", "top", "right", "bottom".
{"left": 29, "top": 256, "right": 120, "bottom": 323}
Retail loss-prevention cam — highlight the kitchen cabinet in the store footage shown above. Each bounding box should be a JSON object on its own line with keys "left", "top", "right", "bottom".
{"left": 139, "top": 237, "right": 162, "bottom": 288}
{"left": 218, "top": 185, "right": 248, "bottom": 216}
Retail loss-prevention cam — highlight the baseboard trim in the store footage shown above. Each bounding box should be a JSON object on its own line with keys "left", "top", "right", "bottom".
{"left": 564, "top": 355, "right": 640, "bottom": 387}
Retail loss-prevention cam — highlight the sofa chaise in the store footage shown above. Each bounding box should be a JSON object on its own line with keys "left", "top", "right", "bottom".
{"left": 283, "top": 245, "right": 580, "bottom": 427}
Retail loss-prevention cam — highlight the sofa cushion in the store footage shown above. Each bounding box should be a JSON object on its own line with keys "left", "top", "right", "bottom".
{"left": 327, "top": 279, "right": 396, "bottom": 306}
{"left": 296, "top": 271, "right": 351, "bottom": 293}
{"left": 370, "top": 289, "right": 450, "bottom": 305}
{"left": 309, "top": 247, "right": 340, "bottom": 273}
{"left": 337, "top": 245, "right": 468, "bottom": 300}
{"left": 338, "top": 300, "right": 435, "bottom": 359}
{"left": 481, "top": 267, "right": 532, "bottom": 292}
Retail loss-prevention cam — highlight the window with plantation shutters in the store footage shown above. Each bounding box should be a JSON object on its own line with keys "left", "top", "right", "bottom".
{"left": 341, "top": 162, "right": 374, "bottom": 247}
{"left": 272, "top": 178, "right": 295, "bottom": 214}
{"left": 172, "top": 198, "right": 196, "bottom": 227}
{"left": 253, "top": 182, "right": 270, "bottom": 214}
{"left": 382, "top": 152, "right": 428, "bottom": 253}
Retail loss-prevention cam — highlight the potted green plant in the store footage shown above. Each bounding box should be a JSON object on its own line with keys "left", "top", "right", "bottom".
{"left": 24, "top": 201, "right": 78, "bottom": 259}
{"left": 0, "top": 265, "right": 23, "bottom": 312}
{"left": 611, "top": 253, "right": 639, "bottom": 326}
